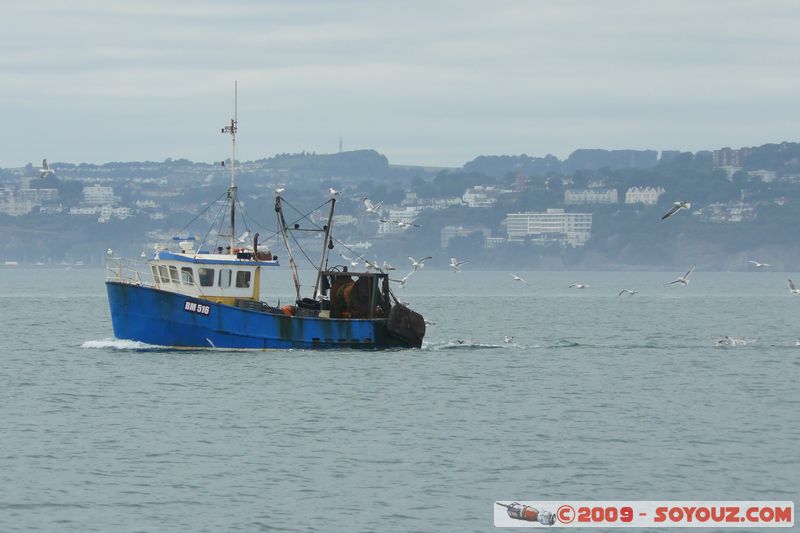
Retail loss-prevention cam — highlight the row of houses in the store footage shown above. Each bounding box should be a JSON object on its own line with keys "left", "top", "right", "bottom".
{"left": 461, "top": 185, "right": 666, "bottom": 207}
{"left": 563, "top": 186, "right": 666, "bottom": 205}
{"left": 0, "top": 182, "right": 163, "bottom": 223}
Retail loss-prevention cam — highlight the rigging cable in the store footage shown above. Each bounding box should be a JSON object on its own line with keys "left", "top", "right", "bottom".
{"left": 234, "top": 196, "right": 280, "bottom": 245}
{"left": 196, "top": 195, "right": 230, "bottom": 255}
{"left": 173, "top": 189, "right": 229, "bottom": 239}
{"left": 275, "top": 197, "right": 334, "bottom": 272}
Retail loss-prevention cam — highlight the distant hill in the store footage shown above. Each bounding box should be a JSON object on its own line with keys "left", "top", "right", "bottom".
{"left": 562, "top": 149, "right": 659, "bottom": 173}
{"left": 741, "top": 141, "right": 800, "bottom": 172}
{"left": 4, "top": 139, "right": 800, "bottom": 269}
{"left": 462, "top": 154, "right": 561, "bottom": 177}
{"left": 463, "top": 149, "right": 662, "bottom": 177}
{"left": 254, "top": 149, "right": 390, "bottom": 179}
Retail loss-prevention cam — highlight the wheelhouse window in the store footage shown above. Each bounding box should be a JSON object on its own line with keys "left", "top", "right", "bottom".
{"left": 168, "top": 266, "right": 180, "bottom": 284}
{"left": 151, "top": 265, "right": 159, "bottom": 283}
{"left": 198, "top": 268, "right": 215, "bottom": 287}
{"left": 218, "top": 268, "right": 232, "bottom": 288}
{"left": 235, "top": 270, "right": 251, "bottom": 288}
{"left": 158, "top": 265, "right": 170, "bottom": 284}
{"left": 180, "top": 267, "right": 194, "bottom": 285}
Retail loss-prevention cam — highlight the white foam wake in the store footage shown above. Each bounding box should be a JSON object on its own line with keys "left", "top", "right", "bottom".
{"left": 81, "top": 338, "right": 159, "bottom": 350}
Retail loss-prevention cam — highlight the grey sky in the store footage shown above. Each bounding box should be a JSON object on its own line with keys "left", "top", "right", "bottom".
{"left": 2, "top": 1, "right": 798, "bottom": 167}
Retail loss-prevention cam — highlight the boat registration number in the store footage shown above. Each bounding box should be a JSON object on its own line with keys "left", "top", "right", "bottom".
{"left": 184, "top": 300, "right": 211, "bottom": 316}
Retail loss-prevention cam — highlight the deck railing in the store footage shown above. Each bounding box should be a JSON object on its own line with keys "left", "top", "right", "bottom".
{"left": 104, "top": 256, "right": 153, "bottom": 287}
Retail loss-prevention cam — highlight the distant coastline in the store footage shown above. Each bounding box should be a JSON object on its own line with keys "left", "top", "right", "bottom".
{"left": 3, "top": 142, "right": 800, "bottom": 269}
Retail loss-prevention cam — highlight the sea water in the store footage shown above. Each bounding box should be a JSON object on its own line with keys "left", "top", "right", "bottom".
{"left": 0, "top": 268, "right": 798, "bottom": 532}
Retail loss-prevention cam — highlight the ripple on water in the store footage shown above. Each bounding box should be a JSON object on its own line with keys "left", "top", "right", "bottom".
{"left": 1, "top": 269, "right": 799, "bottom": 531}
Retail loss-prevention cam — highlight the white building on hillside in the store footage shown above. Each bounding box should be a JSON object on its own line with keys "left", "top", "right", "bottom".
{"left": 83, "top": 184, "right": 117, "bottom": 205}
{"left": 506, "top": 208, "right": 592, "bottom": 246}
{"left": 564, "top": 188, "right": 618, "bottom": 205}
{"left": 462, "top": 186, "right": 498, "bottom": 208}
{"left": 625, "top": 186, "right": 665, "bottom": 205}
{"left": 70, "top": 205, "right": 132, "bottom": 222}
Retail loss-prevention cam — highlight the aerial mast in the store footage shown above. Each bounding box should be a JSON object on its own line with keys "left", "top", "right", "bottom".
{"left": 312, "top": 198, "right": 336, "bottom": 300}
{"left": 221, "top": 81, "right": 238, "bottom": 254}
{"left": 275, "top": 196, "right": 303, "bottom": 302}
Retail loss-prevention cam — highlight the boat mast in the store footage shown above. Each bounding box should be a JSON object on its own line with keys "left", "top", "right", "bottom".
{"left": 275, "top": 195, "right": 302, "bottom": 302}
{"left": 221, "top": 81, "right": 238, "bottom": 254}
{"left": 312, "top": 198, "right": 336, "bottom": 300}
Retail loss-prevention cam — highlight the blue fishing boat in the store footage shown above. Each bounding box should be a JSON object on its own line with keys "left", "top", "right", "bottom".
{"left": 105, "top": 85, "right": 425, "bottom": 349}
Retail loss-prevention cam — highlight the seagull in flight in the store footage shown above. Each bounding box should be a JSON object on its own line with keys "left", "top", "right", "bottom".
{"left": 509, "top": 273, "right": 527, "bottom": 284}
{"left": 449, "top": 257, "right": 469, "bottom": 272}
{"left": 38, "top": 158, "right": 54, "bottom": 178}
{"left": 364, "top": 198, "right": 383, "bottom": 214}
{"left": 666, "top": 264, "right": 695, "bottom": 285}
{"left": 340, "top": 253, "right": 364, "bottom": 268}
{"left": 106, "top": 248, "right": 113, "bottom": 256}
{"left": 569, "top": 283, "right": 589, "bottom": 289}
{"left": 618, "top": 289, "right": 638, "bottom": 296}
{"left": 366, "top": 257, "right": 390, "bottom": 273}
{"left": 390, "top": 270, "right": 415, "bottom": 288}
{"left": 409, "top": 256, "right": 432, "bottom": 271}
{"left": 661, "top": 201, "right": 691, "bottom": 220}
{"left": 788, "top": 279, "right": 800, "bottom": 295}
{"left": 748, "top": 260, "right": 771, "bottom": 268}
{"left": 363, "top": 257, "right": 381, "bottom": 271}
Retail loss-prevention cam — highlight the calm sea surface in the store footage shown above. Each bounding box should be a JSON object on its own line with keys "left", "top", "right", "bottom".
{"left": 0, "top": 267, "right": 798, "bottom": 532}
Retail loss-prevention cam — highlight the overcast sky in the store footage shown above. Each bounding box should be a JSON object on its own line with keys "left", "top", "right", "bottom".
{"left": 2, "top": 1, "right": 798, "bottom": 167}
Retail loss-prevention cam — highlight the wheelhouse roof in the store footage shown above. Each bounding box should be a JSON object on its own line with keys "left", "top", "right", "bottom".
{"left": 151, "top": 250, "right": 280, "bottom": 267}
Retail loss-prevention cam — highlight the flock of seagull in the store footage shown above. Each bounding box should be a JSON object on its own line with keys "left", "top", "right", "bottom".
{"left": 327, "top": 191, "right": 478, "bottom": 285}
{"left": 118, "top": 183, "right": 800, "bottom": 349}
{"left": 238, "top": 188, "right": 800, "bottom": 347}
{"left": 333, "top": 193, "right": 800, "bottom": 301}
{"left": 336, "top": 253, "right": 474, "bottom": 288}
{"left": 503, "top": 200, "right": 800, "bottom": 300}
{"left": 506, "top": 262, "right": 693, "bottom": 293}
{"left": 508, "top": 261, "right": 800, "bottom": 297}
{"left": 430, "top": 199, "right": 797, "bottom": 347}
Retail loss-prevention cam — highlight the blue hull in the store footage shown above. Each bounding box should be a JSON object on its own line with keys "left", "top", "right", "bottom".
{"left": 106, "top": 281, "right": 411, "bottom": 349}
